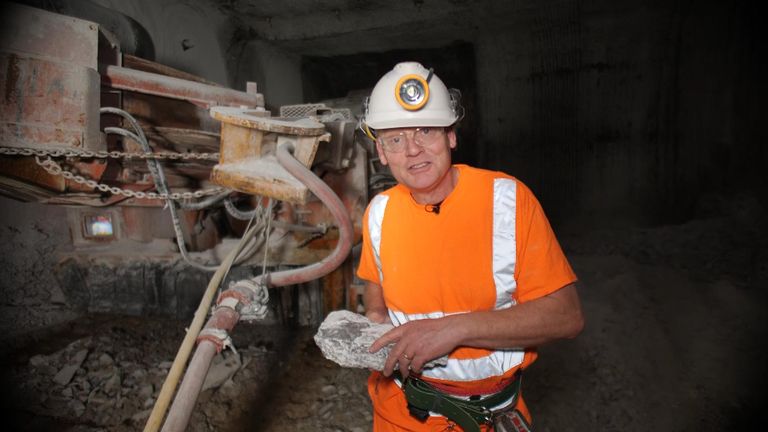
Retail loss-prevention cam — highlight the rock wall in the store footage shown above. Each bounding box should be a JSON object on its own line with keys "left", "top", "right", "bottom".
{"left": 473, "top": 0, "right": 766, "bottom": 227}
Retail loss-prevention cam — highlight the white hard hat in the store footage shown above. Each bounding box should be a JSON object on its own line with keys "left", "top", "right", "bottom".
{"left": 360, "top": 62, "right": 462, "bottom": 136}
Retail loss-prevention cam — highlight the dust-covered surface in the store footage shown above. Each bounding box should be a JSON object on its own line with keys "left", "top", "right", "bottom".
{"left": 1, "top": 195, "right": 767, "bottom": 431}
{"left": 525, "top": 195, "right": 768, "bottom": 431}
{"left": 0, "top": 198, "right": 80, "bottom": 336}
{"left": 314, "top": 310, "right": 395, "bottom": 370}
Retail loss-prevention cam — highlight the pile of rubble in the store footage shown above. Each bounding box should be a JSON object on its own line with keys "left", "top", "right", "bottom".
{"left": 6, "top": 318, "right": 276, "bottom": 431}
{"left": 21, "top": 336, "right": 166, "bottom": 426}
{"left": 255, "top": 332, "right": 373, "bottom": 432}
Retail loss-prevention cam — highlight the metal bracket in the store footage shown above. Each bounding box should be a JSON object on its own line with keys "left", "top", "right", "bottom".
{"left": 209, "top": 106, "right": 331, "bottom": 204}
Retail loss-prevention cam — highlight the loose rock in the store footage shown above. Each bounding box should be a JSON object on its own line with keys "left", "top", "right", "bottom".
{"left": 53, "top": 364, "right": 80, "bottom": 386}
{"left": 314, "top": 310, "right": 448, "bottom": 370}
{"left": 202, "top": 351, "right": 241, "bottom": 391}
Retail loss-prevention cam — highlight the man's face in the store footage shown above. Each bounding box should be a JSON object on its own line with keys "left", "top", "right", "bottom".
{"left": 375, "top": 127, "right": 457, "bottom": 197}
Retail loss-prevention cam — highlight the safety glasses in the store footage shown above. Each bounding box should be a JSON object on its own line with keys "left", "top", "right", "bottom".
{"left": 377, "top": 128, "right": 446, "bottom": 153}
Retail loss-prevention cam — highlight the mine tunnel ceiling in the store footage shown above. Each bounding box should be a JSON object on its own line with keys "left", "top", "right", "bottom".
{"left": 210, "top": 0, "right": 533, "bottom": 56}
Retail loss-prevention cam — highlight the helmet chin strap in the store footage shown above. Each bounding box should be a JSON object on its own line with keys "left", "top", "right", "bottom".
{"left": 359, "top": 122, "right": 376, "bottom": 141}
{"left": 358, "top": 97, "right": 377, "bottom": 140}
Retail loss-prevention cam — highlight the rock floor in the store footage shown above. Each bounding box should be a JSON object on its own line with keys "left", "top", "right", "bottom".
{"left": 1, "top": 317, "right": 372, "bottom": 432}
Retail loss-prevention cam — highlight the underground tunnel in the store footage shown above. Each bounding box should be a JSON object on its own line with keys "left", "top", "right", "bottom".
{"left": 1, "top": 0, "right": 767, "bottom": 431}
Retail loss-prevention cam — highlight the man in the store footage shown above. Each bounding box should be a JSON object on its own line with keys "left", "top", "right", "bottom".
{"left": 357, "top": 62, "right": 584, "bottom": 431}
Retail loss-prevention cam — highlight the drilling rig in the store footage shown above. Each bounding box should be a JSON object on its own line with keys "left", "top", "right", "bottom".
{"left": 0, "top": 5, "right": 396, "bottom": 429}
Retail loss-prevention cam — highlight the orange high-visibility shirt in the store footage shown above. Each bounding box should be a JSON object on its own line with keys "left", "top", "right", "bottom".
{"left": 357, "top": 165, "right": 576, "bottom": 430}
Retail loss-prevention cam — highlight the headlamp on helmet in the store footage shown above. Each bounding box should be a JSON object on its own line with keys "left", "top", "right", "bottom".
{"left": 395, "top": 74, "right": 430, "bottom": 111}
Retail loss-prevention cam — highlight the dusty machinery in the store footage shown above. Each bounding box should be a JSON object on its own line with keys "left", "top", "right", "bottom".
{"left": 0, "top": 4, "right": 392, "bottom": 430}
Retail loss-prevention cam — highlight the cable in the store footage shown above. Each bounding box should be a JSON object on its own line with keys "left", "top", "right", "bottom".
{"left": 179, "top": 190, "right": 230, "bottom": 211}
{"left": 101, "top": 108, "right": 247, "bottom": 271}
{"left": 224, "top": 196, "right": 265, "bottom": 221}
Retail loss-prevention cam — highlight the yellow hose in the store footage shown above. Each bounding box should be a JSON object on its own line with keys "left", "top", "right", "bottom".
{"left": 143, "top": 222, "right": 262, "bottom": 432}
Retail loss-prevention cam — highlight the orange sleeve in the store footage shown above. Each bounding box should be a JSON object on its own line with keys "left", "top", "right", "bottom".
{"left": 356, "top": 203, "right": 381, "bottom": 284}
{"left": 514, "top": 181, "right": 577, "bottom": 303}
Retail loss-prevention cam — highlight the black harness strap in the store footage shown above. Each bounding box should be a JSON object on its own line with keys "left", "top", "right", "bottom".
{"left": 398, "top": 371, "right": 523, "bottom": 432}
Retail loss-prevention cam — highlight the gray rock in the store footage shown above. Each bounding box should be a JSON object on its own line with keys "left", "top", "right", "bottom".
{"left": 103, "top": 372, "right": 121, "bottom": 396}
{"left": 137, "top": 384, "right": 153, "bottom": 400}
{"left": 314, "top": 310, "right": 448, "bottom": 371}
{"left": 218, "top": 378, "right": 241, "bottom": 398}
{"left": 98, "top": 353, "right": 114, "bottom": 367}
{"left": 53, "top": 364, "right": 80, "bottom": 386}
{"left": 132, "top": 409, "right": 151, "bottom": 424}
{"left": 202, "top": 351, "right": 241, "bottom": 391}
{"left": 42, "top": 395, "right": 70, "bottom": 417}
{"left": 69, "top": 399, "right": 86, "bottom": 417}
{"left": 68, "top": 348, "right": 89, "bottom": 368}
{"left": 55, "top": 348, "right": 90, "bottom": 386}
{"left": 129, "top": 368, "right": 148, "bottom": 383}
{"left": 75, "top": 379, "right": 91, "bottom": 399}
{"left": 29, "top": 354, "right": 48, "bottom": 368}
{"left": 38, "top": 364, "right": 58, "bottom": 376}
{"left": 318, "top": 401, "right": 334, "bottom": 417}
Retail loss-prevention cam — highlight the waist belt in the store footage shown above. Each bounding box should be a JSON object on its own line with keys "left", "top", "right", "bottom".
{"left": 397, "top": 370, "right": 523, "bottom": 432}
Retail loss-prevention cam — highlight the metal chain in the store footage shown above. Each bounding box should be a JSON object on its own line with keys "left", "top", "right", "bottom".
{"left": 0, "top": 146, "right": 219, "bottom": 161}
{"left": 34, "top": 156, "right": 226, "bottom": 200}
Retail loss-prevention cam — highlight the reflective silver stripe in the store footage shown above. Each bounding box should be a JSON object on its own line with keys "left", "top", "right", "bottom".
{"left": 390, "top": 310, "right": 525, "bottom": 382}
{"left": 422, "top": 349, "right": 525, "bottom": 382}
{"left": 367, "top": 194, "right": 389, "bottom": 284}
{"left": 389, "top": 310, "right": 445, "bottom": 326}
{"left": 493, "top": 178, "right": 517, "bottom": 309}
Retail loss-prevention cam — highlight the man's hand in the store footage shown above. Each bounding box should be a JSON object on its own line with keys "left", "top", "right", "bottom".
{"left": 369, "top": 315, "right": 461, "bottom": 379}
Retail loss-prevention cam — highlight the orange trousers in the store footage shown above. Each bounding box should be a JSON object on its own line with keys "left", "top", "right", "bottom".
{"left": 368, "top": 372, "right": 532, "bottom": 431}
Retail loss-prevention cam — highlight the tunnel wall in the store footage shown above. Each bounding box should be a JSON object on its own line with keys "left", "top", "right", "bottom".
{"left": 473, "top": 0, "right": 766, "bottom": 228}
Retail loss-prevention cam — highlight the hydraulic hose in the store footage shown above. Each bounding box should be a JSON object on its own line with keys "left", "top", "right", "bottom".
{"left": 268, "top": 142, "right": 354, "bottom": 286}
{"left": 159, "top": 142, "right": 354, "bottom": 432}
{"left": 143, "top": 220, "right": 264, "bottom": 432}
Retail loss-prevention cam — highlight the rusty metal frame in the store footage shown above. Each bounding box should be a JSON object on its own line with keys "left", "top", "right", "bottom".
{"left": 102, "top": 65, "right": 264, "bottom": 109}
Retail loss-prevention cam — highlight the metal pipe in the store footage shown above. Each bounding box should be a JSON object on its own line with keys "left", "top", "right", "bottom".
{"left": 102, "top": 65, "right": 264, "bottom": 108}
{"left": 160, "top": 143, "right": 354, "bottom": 431}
